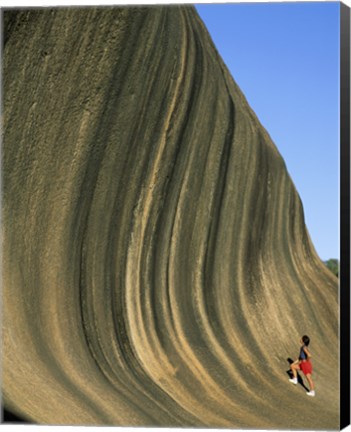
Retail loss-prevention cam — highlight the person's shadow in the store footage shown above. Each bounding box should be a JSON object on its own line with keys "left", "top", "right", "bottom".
{"left": 286, "top": 358, "right": 309, "bottom": 391}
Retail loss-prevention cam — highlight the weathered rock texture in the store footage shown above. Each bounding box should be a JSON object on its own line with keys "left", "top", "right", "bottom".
{"left": 3, "top": 6, "right": 339, "bottom": 428}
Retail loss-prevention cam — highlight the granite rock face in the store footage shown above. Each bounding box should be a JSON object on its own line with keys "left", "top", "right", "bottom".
{"left": 3, "top": 6, "right": 339, "bottom": 428}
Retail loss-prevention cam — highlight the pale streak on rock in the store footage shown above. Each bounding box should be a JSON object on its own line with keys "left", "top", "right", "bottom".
{"left": 3, "top": 6, "right": 339, "bottom": 428}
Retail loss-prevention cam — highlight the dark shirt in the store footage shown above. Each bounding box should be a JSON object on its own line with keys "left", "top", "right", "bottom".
{"left": 299, "top": 345, "right": 307, "bottom": 360}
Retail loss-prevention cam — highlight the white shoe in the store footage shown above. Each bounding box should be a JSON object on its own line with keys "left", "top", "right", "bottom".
{"left": 289, "top": 378, "right": 298, "bottom": 384}
{"left": 306, "top": 390, "right": 315, "bottom": 397}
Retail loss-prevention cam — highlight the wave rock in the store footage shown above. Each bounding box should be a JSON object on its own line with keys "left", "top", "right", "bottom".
{"left": 3, "top": 6, "right": 339, "bottom": 428}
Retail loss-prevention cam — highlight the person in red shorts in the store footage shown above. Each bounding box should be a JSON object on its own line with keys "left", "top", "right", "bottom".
{"left": 289, "top": 335, "right": 315, "bottom": 397}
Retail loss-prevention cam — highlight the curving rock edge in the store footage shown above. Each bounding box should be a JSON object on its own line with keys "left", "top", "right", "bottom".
{"left": 3, "top": 6, "right": 339, "bottom": 428}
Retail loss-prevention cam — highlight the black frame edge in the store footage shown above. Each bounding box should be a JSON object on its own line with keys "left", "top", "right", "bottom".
{"left": 340, "top": 1, "right": 350, "bottom": 430}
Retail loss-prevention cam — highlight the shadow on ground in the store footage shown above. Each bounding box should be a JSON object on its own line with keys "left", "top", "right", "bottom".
{"left": 1, "top": 408, "right": 32, "bottom": 424}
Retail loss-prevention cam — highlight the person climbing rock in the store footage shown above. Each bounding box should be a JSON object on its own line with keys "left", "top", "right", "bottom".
{"left": 289, "top": 335, "right": 315, "bottom": 397}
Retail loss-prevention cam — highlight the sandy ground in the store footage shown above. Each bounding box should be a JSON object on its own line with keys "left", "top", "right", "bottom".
{"left": 3, "top": 6, "right": 339, "bottom": 429}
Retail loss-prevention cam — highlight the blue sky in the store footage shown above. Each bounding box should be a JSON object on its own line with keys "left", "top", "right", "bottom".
{"left": 195, "top": 2, "right": 340, "bottom": 261}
